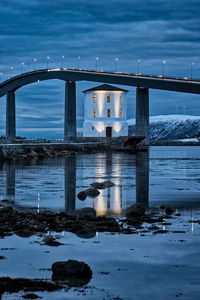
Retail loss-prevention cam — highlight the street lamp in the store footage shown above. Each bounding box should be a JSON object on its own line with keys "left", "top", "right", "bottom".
{"left": 33, "top": 58, "right": 37, "bottom": 70}
{"left": 191, "top": 62, "right": 194, "bottom": 80}
{"left": 77, "top": 56, "right": 80, "bottom": 69}
{"left": 61, "top": 56, "right": 64, "bottom": 69}
{"left": 115, "top": 57, "right": 119, "bottom": 72}
{"left": 96, "top": 57, "right": 99, "bottom": 71}
{"left": 21, "top": 62, "right": 24, "bottom": 73}
{"left": 10, "top": 66, "right": 14, "bottom": 77}
{"left": 46, "top": 56, "right": 50, "bottom": 68}
{"left": 162, "top": 60, "right": 166, "bottom": 77}
{"left": 137, "top": 59, "right": 141, "bottom": 74}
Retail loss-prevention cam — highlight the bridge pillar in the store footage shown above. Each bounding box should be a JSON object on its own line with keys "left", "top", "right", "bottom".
{"left": 6, "top": 161, "right": 15, "bottom": 202}
{"left": 64, "top": 81, "right": 76, "bottom": 140}
{"left": 136, "top": 150, "right": 149, "bottom": 208}
{"left": 136, "top": 87, "right": 149, "bottom": 144}
{"left": 6, "top": 91, "right": 16, "bottom": 143}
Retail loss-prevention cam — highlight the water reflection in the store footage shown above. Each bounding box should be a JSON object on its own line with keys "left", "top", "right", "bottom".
{"left": 1, "top": 147, "right": 200, "bottom": 216}
{"left": 64, "top": 156, "right": 76, "bottom": 214}
{"left": 64, "top": 151, "right": 149, "bottom": 216}
{"left": 6, "top": 162, "right": 15, "bottom": 202}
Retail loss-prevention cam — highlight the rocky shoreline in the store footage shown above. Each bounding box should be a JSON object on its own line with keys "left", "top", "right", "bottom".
{"left": 0, "top": 138, "right": 141, "bottom": 161}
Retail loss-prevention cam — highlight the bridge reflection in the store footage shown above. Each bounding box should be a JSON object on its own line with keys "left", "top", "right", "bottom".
{"left": 64, "top": 151, "right": 149, "bottom": 216}
{"left": 4, "top": 152, "right": 149, "bottom": 215}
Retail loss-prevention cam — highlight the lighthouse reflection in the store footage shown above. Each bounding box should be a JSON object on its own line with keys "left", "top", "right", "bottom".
{"left": 64, "top": 151, "right": 149, "bottom": 216}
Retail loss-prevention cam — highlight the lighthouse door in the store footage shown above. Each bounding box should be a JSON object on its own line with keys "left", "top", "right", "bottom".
{"left": 106, "top": 127, "right": 112, "bottom": 138}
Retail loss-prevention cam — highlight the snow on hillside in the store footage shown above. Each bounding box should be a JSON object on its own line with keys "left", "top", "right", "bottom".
{"left": 128, "top": 115, "right": 200, "bottom": 141}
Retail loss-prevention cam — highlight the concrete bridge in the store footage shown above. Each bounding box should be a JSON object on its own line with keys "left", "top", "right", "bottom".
{"left": 0, "top": 68, "right": 200, "bottom": 143}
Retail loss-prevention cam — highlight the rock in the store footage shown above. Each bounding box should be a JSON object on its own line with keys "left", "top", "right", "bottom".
{"left": 102, "top": 181, "right": 115, "bottom": 188}
{"left": 52, "top": 259, "right": 92, "bottom": 286}
{"left": 76, "top": 207, "right": 96, "bottom": 221}
{"left": 43, "top": 235, "right": 63, "bottom": 246}
{"left": 0, "top": 206, "right": 13, "bottom": 215}
{"left": 126, "top": 203, "right": 145, "bottom": 219}
{"left": 90, "top": 182, "right": 106, "bottom": 189}
{"left": 22, "top": 293, "right": 42, "bottom": 299}
{"left": 0, "top": 277, "right": 62, "bottom": 297}
{"left": 77, "top": 188, "right": 100, "bottom": 200}
{"left": 90, "top": 181, "right": 115, "bottom": 189}
{"left": 165, "top": 205, "right": 174, "bottom": 215}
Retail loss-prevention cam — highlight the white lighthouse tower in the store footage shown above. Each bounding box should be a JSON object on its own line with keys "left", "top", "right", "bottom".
{"left": 83, "top": 84, "right": 129, "bottom": 137}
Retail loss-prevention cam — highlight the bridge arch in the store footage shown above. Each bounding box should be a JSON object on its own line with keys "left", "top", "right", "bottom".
{"left": 0, "top": 68, "right": 200, "bottom": 143}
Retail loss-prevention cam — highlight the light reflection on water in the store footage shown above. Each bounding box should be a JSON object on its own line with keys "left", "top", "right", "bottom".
{"left": 0, "top": 146, "right": 200, "bottom": 216}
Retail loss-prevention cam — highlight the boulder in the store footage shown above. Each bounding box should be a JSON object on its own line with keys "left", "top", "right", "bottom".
{"left": 0, "top": 206, "right": 13, "bottom": 215}
{"left": 76, "top": 207, "right": 96, "bottom": 221}
{"left": 77, "top": 188, "right": 100, "bottom": 200}
{"left": 126, "top": 203, "right": 145, "bottom": 219}
{"left": 90, "top": 181, "right": 115, "bottom": 189}
{"left": 102, "top": 181, "right": 115, "bottom": 188}
{"left": 165, "top": 205, "right": 174, "bottom": 215}
{"left": 90, "top": 182, "right": 106, "bottom": 189}
{"left": 52, "top": 259, "right": 92, "bottom": 286}
{"left": 43, "top": 235, "right": 62, "bottom": 246}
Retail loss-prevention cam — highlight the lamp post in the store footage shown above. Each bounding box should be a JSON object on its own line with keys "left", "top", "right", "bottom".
{"left": 96, "top": 57, "right": 99, "bottom": 71}
{"left": 191, "top": 62, "right": 194, "bottom": 80}
{"left": 162, "top": 60, "right": 166, "bottom": 77}
{"left": 61, "top": 56, "right": 64, "bottom": 69}
{"left": 33, "top": 58, "right": 37, "bottom": 71}
{"left": 137, "top": 59, "right": 141, "bottom": 74}
{"left": 10, "top": 66, "right": 14, "bottom": 77}
{"left": 115, "top": 57, "right": 119, "bottom": 72}
{"left": 21, "top": 62, "right": 24, "bottom": 73}
{"left": 46, "top": 56, "right": 50, "bottom": 69}
{"left": 77, "top": 56, "right": 80, "bottom": 69}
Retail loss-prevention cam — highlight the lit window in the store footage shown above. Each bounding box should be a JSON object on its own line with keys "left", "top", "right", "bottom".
{"left": 120, "top": 94, "right": 123, "bottom": 103}
{"left": 94, "top": 109, "right": 96, "bottom": 118}
{"left": 107, "top": 94, "right": 110, "bottom": 103}
{"left": 107, "top": 109, "right": 111, "bottom": 118}
{"left": 120, "top": 109, "right": 123, "bottom": 118}
{"left": 93, "top": 94, "right": 96, "bottom": 103}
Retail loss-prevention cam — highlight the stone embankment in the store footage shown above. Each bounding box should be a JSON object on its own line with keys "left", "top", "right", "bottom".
{"left": 0, "top": 137, "right": 143, "bottom": 160}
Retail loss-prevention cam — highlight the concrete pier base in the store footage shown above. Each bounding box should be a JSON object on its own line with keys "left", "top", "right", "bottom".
{"left": 64, "top": 81, "right": 76, "bottom": 140}
{"left": 6, "top": 91, "right": 16, "bottom": 143}
{"left": 136, "top": 87, "right": 149, "bottom": 145}
{"left": 136, "top": 151, "right": 149, "bottom": 208}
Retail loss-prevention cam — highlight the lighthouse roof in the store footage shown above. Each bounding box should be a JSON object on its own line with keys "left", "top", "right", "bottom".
{"left": 83, "top": 84, "right": 128, "bottom": 93}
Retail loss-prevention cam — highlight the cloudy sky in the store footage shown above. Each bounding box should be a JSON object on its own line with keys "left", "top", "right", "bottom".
{"left": 0, "top": 0, "right": 200, "bottom": 138}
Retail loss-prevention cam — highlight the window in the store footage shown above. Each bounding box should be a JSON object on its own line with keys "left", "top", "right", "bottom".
{"left": 93, "top": 94, "right": 96, "bottom": 103}
{"left": 120, "top": 108, "right": 123, "bottom": 118}
{"left": 93, "top": 109, "right": 96, "bottom": 118}
{"left": 107, "top": 94, "right": 110, "bottom": 103}
{"left": 107, "top": 109, "right": 111, "bottom": 118}
{"left": 120, "top": 94, "right": 123, "bottom": 103}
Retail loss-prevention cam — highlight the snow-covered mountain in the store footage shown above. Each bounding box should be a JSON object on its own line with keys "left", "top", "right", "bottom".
{"left": 128, "top": 115, "right": 200, "bottom": 141}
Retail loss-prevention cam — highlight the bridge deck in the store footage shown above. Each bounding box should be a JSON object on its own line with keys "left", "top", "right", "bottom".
{"left": 0, "top": 68, "right": 200, "bottom": 97}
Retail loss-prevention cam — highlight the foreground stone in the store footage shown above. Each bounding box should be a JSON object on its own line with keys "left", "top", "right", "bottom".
{"left": 126, "top": 203, "right": 145, "bottom": 219}
{"left": 77, "top": 188, "right": 100, "bottom": 200}
{"left": 90, "top": 181, "right": 115, "bottom": 189}
{"left": 76, "top": 207, "right": 96, "bottom": 221}
{"left": 52, "top": 259, "right": 92, "bottom": 286}
{"left": 0, "top": 277, "right": 62, "bottom": 297}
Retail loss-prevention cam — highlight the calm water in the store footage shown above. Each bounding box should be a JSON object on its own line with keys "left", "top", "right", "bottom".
{"left": 1, "top": 146, "right": 200, "bottom": 300}
{"left": 0, "top": 146, "right": 200, "bottom": 214}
